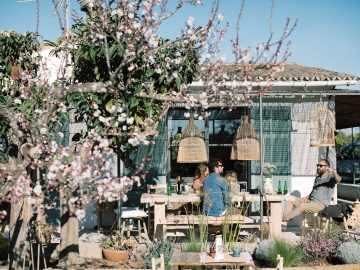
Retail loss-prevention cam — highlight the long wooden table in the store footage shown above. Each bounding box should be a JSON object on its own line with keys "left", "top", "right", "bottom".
{"left": 140, "top": 192, "right": 296, "bottom": 240}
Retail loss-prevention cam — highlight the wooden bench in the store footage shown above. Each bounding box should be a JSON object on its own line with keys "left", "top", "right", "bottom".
{"left": 159, "top": 214, "right": 271, "bottom": 240}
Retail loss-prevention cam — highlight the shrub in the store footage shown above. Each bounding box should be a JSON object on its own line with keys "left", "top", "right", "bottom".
{"left": 299, "top": 228, "right": 346, "bottom": 259}
{"left": 267, "top": 238, "right": 302, "bottom": 267}
{"left": 141, "top": 241, "right": 174, "bottom": 270}
{"left": 254, "top": 240, "right": 275, "bottom": 261}
{"left": 181, "top": 235, "right": 202, "bottom": 252}
{"left": 255, "top": 238, "right": 301, "bottom": 267}
{"left": 336, "top": 242, "right": 360, "bottom": 264}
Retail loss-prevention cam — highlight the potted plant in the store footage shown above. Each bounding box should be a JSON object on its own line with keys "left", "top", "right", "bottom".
{"left": 263, "top": 163, "right": 277, "bottom": 194}
{"left": 102, "top": 230, "right": 133, "bottom": 262}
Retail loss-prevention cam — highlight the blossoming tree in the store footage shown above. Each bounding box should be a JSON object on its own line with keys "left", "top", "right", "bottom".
{"left": 0, "top": 0, "right": 296, "bottom": 269}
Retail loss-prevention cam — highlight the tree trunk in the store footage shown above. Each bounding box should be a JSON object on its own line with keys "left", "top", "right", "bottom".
{"left": 58, "top": 188, "right": 83, "bottom": 269}
{"left": 8, "top": 199, "right": 30, "bottom": 270}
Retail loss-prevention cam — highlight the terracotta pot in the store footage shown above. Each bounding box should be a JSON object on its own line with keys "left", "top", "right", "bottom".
{"left": 102, "top": 249, "right": 128, "bottom": 262}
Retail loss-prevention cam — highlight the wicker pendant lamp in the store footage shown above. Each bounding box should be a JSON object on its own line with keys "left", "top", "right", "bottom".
{"left": 177, "top": 117, "right": 208, "bottom": 163}
{"left": 309, "top": 106, "right": 335, "bottom": 147}
{"left": 230, "top": 115, "right": 260, "bottom": 160}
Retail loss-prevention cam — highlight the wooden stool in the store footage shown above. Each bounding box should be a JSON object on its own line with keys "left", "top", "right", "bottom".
{"left": 120, "top": 207, "right": 150, "bottom": 243}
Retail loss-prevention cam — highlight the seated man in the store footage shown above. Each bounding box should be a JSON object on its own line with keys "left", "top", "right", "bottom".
{"left": 203, "top": 158, "right": 240, "bottom": 216}
{"left": 282, "top": 159, "right": 341, "bottom": 222}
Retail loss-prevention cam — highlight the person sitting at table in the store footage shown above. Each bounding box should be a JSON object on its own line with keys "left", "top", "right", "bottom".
{"left": 226, "top": 170, "right": 240, "bottom": 196}
{"left": 203, "top": 158, "right": 240, "bottom": 216}
{"left": 282, "top": 159, "right": 341, "bottom": 223}
{"left": 193, "top": 163, "right": 209, "bottom": 193}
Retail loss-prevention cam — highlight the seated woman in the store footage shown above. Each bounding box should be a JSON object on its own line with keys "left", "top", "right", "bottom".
{"left": 193, "top": 163, "right": 209, "bottom": 193}
{"left": 226, "top": 170, "right": 240, "bottom": 196}
{"left": 187, "top": 163, "right": 208, "bottom": 214}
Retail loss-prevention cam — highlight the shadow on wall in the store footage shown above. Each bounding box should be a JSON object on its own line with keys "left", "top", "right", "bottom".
{"left": 287, "top": 190, "right": 303, "bottom": 227}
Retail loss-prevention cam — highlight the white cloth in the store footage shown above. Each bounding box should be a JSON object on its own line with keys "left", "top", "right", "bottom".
{"left": 121, "top": 207, "right": 148, "bottom": 218}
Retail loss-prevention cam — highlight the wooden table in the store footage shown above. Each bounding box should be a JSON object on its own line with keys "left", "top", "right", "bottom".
{"left": 169, "top": 252, "right": 255, "bottom": 270}
{"left": 141, "top": 192, "right": 296, "bottom": 240}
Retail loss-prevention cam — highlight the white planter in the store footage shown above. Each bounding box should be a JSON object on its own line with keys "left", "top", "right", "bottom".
{"left": 263, "top": 178, "right": 272, "bottom": 194}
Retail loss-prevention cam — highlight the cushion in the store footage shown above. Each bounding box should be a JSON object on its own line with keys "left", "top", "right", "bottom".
{"left": 121, "top": 207, "right": 148, "bottom": 218}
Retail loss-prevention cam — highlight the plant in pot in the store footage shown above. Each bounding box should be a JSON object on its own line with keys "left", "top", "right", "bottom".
{"left": 262, "top": 163, "right": 277, "bottom": 194}
{"left": 102, "top": 230, "right": 133, "bottom": 262}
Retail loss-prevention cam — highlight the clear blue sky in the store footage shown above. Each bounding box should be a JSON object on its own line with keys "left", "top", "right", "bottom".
{"left": 1, "top": 0, "right": 359, "bottom": 88}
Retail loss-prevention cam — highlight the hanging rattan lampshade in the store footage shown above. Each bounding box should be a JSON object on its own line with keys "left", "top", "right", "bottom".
{"left": 177, "top": 117, "right": 208, "bottom": 163}
{"left": 230, "top": 115, "right": 260, "bottom": 160}
{"left": 309, "top": 107, "right": 335, "bottom": 147}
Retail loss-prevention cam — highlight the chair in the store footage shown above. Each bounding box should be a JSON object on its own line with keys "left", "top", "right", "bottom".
{"left": 151, "top": 254, "right": 165, "bottom": 270}
{"left": 301, "top": 212, "right": 326, "bottom": 236}
{"left": 302, "top": 185, "right": 341, "bottom": 236}
{"left": 147, "top": 184, "right": 167, "bottom": 233}
{"left": 326, "top": 215, "right": 349, "bottom": 235}
{"left": 120, "top": 207, "right": 150, "bottom": 243}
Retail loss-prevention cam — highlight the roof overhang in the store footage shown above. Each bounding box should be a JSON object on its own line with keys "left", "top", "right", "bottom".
{"left": 187, "top": 80, "right": 360, "bottom": 130}
{"left": 188, "top": 80, "right": 358, "bottom": 91}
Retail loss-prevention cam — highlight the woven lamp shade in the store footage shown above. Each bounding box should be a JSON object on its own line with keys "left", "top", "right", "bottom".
{"left": 177, "top": 117, "right": 208, "bottom": 163}
{"left": 309, "top": 107, "right": 335, "bottom": 147}
{"left": 230, "top": 115, "right": 260, "bottom": 160}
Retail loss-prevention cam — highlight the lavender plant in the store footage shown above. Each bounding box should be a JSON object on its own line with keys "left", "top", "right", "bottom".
{"left": 336, "top": 242, "right": 360, "bottom": 264}
{"left": 299, "top": 229, "right": 346, "bottom": 259}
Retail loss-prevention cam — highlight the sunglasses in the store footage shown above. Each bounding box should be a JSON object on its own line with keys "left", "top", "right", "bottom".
{"left": 217, "top": 164, "right": 224, "bottom": 167}
{"left": 316, "top": 164, "right": 327, "bottom": 167}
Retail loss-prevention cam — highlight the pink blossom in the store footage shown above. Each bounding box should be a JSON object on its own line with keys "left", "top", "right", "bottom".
{"left": 187, "top": 17, "right": 194, "bottom": 26}
{"left": 75, "top": 209, "right": 86, "bottom": 219}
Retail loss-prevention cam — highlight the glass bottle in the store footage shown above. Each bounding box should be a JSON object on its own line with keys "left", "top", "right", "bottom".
{"left": 277, "top": 181, "right": 282, "bottom": 194}
{"left": 167, "top": 180, "right": 172, "bottom": 196}
{"left": 283, "top": 181, "right": 288, "bottom": 195}
{"left": 177, "top": 176, "right": 181, "bottom": 195}
{"left": 214, "top": 234, "right": 224, "bottom": 260}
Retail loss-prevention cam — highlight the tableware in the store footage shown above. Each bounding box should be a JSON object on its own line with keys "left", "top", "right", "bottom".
{"left": 232, "top": 247, "right": 241, "bottom": 257}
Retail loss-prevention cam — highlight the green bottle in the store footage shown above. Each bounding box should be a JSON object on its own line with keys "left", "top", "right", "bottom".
{"left": 167, "top": 180, "right": 172, "bottom": 196}
{"left": 283, "top": 181, "right": 288, "bottom": 195}
{"left": 277, "top": 181, "right": 282, "bottom": 194}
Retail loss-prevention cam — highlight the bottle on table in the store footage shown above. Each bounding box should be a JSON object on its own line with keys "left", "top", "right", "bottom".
{"left": 177, "top": 175, "right": 181, "bottom": 195}
{"left": 283, "top": 181, "right": 288, "bottom": 195}
{"left": 167, "top": 180, "right": 172, "bottom": 196}
{"left": 277, "top": 181, "right": 282, "bottom": 194}
{"left": 214, "top": 234, "right": 224, "bottom": 260}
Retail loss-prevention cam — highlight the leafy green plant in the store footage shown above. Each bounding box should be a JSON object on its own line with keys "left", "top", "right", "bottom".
{"left": 182, "top": 203, "right": 208, "bottom": 252}
{"left": 181, "top": 235, "right": 202, "bottom": 252}
{"left": 222, "top": 195, "right": 252, "bottom": 250}
{"left": 141, "top": 241, "right": 174, "bottom": 270}
{"left": 267, "top": 238, "right": 302, "bottom": 267}
{"left": 263, "top": 163, "right": 277, "bottom": 178}
{"left": 255, "top": 238, "right": 301, "bottom": 267}
{"left": 336, "top": 241, "right": 360, "bottom": 264}
{"left": 102, "top": 230, "right": 133, "bottom": 250}
{"left": 239, "top": 231, "right": 258, "bottom": 244}
{"left": 0, "top": 221, "right": 8, "bottom": 250}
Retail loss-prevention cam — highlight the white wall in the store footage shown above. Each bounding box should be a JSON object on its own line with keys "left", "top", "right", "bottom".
{"left": 287, "top": 176, "right": 315, "bottom": 226}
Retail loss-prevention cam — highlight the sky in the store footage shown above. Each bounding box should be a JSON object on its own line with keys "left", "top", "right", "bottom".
{"left": 0, "top": 0, "right": 359, "bottom": 90}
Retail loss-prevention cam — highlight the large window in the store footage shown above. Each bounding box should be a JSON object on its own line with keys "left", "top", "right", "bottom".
{"left": 169, "top": 109, "right": 248, "bottom": 183}
{"left": 250, "top": 105, "right": 292, "bottom": 191}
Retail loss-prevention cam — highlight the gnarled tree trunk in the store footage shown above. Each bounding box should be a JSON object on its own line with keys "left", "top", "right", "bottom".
{"left": 9, "top": 199, "right": 30, "bottom": 270}
{"left": 58, "top": 187, "right": 83, "bottom": 269}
